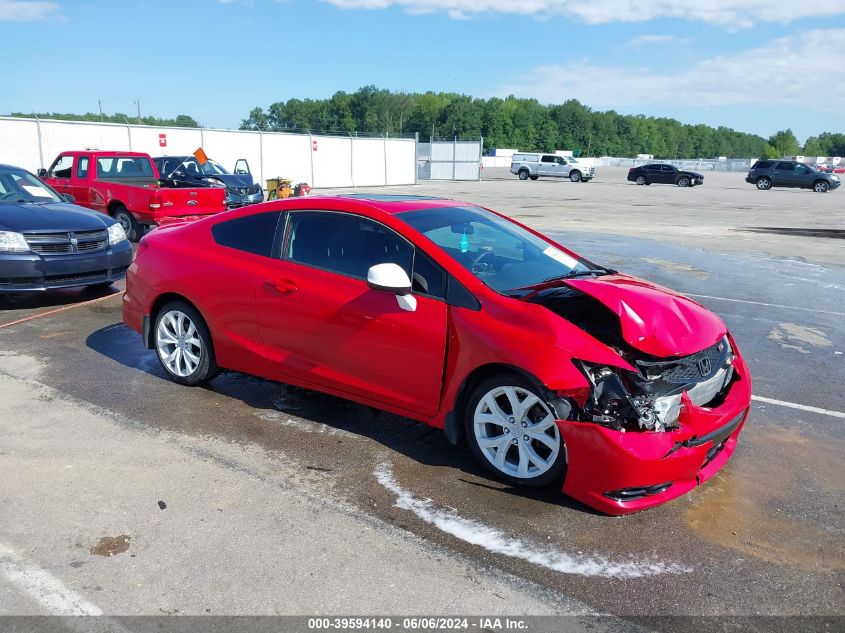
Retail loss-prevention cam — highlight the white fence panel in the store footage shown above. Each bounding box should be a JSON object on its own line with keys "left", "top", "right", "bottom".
{"left": 202, "top": 129, "right": 262, "bottom": 181}
{"left": 386, "top": 139, "right": 415, "bottom": 185}
{"left": 0, "top": 117, "right": 419, "bottom": 188}
{"left": 0, "top": 118, "right": 40, "bottom": 171}
{"left": 261, "top": 133, "right": 312, "bottom": 187}
{"left": 352, "top": 138, "right": 386, "bottom": 187}
{"left": 312, "top": 136, "right": 353, "bottom": 188}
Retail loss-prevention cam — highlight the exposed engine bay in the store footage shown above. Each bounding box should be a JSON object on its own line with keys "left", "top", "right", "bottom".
{"left": 526, "top": 285, "right": 736, "bottom": 432}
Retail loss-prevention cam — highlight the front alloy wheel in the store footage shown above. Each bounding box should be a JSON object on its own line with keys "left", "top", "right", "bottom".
{"left": 569, "top": 171, "right": 582, "bottom": 182}
{"left": 678, "top": 176, "right": 690, "bottom": 187}
{"left": 814, "top": 180, "right": 830, "bottom": 193}
{"left": 466, "top": 380, "right": 565, "bottom": 487}
{"left": 154, "top": 302, "right": 217, "bottom": 385}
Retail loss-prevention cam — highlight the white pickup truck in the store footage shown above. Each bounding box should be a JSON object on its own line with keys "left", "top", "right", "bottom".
{"left": 510, "top": 153, "right": 595, "bottom": 182}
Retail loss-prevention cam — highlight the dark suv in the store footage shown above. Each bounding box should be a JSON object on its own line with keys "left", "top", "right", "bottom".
{"left": 746, "top": 160, "right": 840, "bottom": 193}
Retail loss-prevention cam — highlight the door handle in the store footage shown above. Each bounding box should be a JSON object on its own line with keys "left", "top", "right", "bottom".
{"left": 264, "top": 278, "right": 298, "bottom": 294}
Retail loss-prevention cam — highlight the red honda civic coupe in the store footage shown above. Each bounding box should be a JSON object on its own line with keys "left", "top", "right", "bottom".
{"left": 123, "top": 194, "right": 751, "bottom": 515}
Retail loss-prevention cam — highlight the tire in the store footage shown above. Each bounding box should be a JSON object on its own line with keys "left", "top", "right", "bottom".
{"left": 678, "top": 176, "right": 690, "bottom": 187}
{"left": 635, "top": 175, "right": 647, "bottom": 185}
{"left": 569, "top": 170, "right": 582, "bottom": 183}
{"left": 756, "top": 176, "right": 772, "bottom": 190}
{"left": 813, "top": 180, "right": 830, "bottom": 193}
{"left": 518, "top": 169, "right": 530, "bottom": 181}
{"left": 464, "top": 374, "right": 566, "bottom": 488}
{"left": 153, "top": 301, "right": 218, "bottom": 386}
{"left": 529, "top": 175, "right": 539, "bottom": 181}
{"left": 112, "top": 205, "right": 141, "bottom": 242}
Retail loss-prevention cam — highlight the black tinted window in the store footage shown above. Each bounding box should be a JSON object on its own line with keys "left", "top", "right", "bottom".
{"left": 412, "top": 249, "right": 446, "bottom": 299}
{"left": 286, "top": 212, "right": 413, "bottom": 280}
{"left": 662, "top": 165, "right": 676, "bottom": 172}
{"left": 753, "top": 161, "right": 773, "bottom": 169}
{"left": 775, "top": 162, "right": 795, "bottom": 172}
{"left": 541, "top": 155, "right": 556, "bottom": 163}
{"left": 212, "top": 212, "right": 281, "bottom": 257}
{"left": 645, "top": 164, "right": 660, "bottom": 171}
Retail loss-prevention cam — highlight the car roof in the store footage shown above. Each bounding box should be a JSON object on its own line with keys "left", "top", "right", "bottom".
{"left": 332, "top": 193, "right": 463, "bottom": 214}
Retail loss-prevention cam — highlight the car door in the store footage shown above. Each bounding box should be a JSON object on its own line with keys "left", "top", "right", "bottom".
{"left": 69, "top": 156, "right": 91, "bottom": 206}
{"left": 256, "top": 210, "right": 448, "bottom": 417}
{"left": 539, "top": 155, "right": 557, "bottom": 176}
{"left": 47, "top": 154, "right": 74, "bottom": 197}
{"left": 772, "top": 161, "right": 797, "bottom": 187}
{"left": 660, "top": 165, "right": 677, "bottom": 184}
{"left": 794, "top": 163, "right": 814, "bottom": 188}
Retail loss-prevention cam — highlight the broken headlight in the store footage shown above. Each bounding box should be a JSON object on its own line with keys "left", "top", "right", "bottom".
{"left": 575, "top": 361, "right": 668, "bottom": 432}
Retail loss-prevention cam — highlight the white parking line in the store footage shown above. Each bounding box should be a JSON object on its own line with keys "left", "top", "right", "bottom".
{"left": 0, "top": 542, "right": 102, "bottom": 616}
{"left": 375, "top": 463, "right": 690, "bottom": 580}
{"left": 751, "top": 395, "right": 845, "bottom": 419}
{"left": 686, "top": 293, "right": 845, "bottom": 317}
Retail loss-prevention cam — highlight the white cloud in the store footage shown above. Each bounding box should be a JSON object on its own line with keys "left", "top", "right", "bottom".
{"left": 0, "top": 0, "right": 58, "bottom": 21}
{"left": 321, "top": 0, "right": 845, "bottom": 27}
{"left": 629, "top": 34, "right": 679, "bottom": 46}
{"left": 496, "top": 29, "right": 845, "bottom": 110}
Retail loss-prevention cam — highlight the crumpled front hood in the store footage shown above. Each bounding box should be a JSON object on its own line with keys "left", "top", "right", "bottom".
{"left": 563, "top": 273, "right": 726, "bottom": 357}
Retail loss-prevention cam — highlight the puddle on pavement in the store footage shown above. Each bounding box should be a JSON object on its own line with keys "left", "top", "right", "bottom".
{"left": 767, "top": 323, "right": 833, "bottom": 354}
{"left": 686, "top": 426, "right": 844, "bottom": 571}
{"left": 90, "top": 535, "right": 131, "bottom": 557}
{"left": 642, "top": 257, "right": 710, "bottom": 280}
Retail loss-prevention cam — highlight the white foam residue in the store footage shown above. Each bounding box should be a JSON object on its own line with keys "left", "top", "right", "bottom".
{"left": 375, "top": 463, "right": 691, "bottom": 580}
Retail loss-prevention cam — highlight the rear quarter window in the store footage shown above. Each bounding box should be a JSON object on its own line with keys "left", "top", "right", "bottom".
{"left": 211, "top": 212, "right": 282, "bottom": 257}
{"left": 753, "top": 161, "right": 773, "bottom": 169}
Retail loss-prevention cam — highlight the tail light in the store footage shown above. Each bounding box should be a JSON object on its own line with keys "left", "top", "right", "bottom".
{"left": 149, "top": 192, "right": 162, "bottom": 210}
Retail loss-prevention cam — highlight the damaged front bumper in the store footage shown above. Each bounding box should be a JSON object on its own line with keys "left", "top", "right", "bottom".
{"left": 556, "top": 354, "right": 751, "bottom": 515}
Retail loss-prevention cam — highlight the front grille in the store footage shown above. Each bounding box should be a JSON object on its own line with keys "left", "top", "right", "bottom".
{"left": 637, "top": 337, "right": 730, "bottom": 384}
{"left": 24, "top": 229, "right": 108, "bottom": 255}
{"left": 45, "top": 270, "right": 107, "bottom": 284}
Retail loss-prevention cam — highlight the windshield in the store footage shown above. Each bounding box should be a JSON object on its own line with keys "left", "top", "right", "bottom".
{"left": 398, "top": 206, "right": 601, "bottom": 293}
{"left": 166, "top": 158, "right": 230, "bottom": 178}
{"left": 0, "top": 166, "right": 62, "bottom": 204}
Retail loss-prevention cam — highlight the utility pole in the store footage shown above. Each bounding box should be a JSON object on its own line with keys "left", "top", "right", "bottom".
{"left": 133, "top": 99, "right": 142, "bottom": 124}
{"left": 98, "top": 100, "right": 104, "bottom": 122}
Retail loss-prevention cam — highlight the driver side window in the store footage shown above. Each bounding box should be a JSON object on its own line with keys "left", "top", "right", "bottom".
{"left": 49, "top": 155, "right": 74, "bottom": 179}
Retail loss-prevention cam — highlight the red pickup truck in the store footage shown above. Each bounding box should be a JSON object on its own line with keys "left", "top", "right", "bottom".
{"left": 39, "top": 151, "right": 226, "bottom": 240}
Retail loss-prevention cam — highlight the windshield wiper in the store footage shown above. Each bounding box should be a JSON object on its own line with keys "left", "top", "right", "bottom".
{"left": 543, "top": 268, "right": 612, "bottom": 283}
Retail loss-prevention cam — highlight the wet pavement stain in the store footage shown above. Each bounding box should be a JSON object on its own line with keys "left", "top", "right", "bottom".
{"left": 685, "top": 426, "right": 845, "bottom": 571}
{"left": 90, "top": 535, "right": 131, "bottom": 557}
{"left": 767, "top": 322, "right": 833, "bottom": 354}
{"left": 642, "top": 257, "right": 710, "bottom": 279}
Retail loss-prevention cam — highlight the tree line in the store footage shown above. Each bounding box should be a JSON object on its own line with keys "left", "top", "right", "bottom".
{"left": 4, "top": 111, "right": 199, "bottom": 128}
{"left": 240, "top": 86, "right": 845, "bottom": 159}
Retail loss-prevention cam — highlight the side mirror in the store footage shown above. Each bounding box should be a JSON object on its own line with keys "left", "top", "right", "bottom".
{"left": 367, "top": 263, "right": 417, "bottom": 312}
{"left": 61, "top": 193, "right": 75, "bottom": 203}
{"left": 37, "top": 168, "right": 47, "bottom": 178}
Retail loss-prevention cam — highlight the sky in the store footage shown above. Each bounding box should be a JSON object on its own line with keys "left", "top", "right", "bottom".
{"left": 1, "top": 0, "right": 843, "bottom": 143}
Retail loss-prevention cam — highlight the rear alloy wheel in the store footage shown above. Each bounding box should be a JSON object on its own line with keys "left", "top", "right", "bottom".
{"left": 154, "top": 302, "right": 217, "bottom": 386}
{"left": 569, "top": 170, "right": 582, "bottom": 183}
{"left": 518, "top": 169, "right": 530, "bottom": 181}
{"left": 756, "top": 176, "right": 772, "bottom": 190}
{"left": 112, "top": 206, "right": 141, "bottom": 242}
{"left": 465, "top": 377, "right": 566, "bottom": 487}
{"left": 635, "top": 175, "right": 647, "bottom": 185}
{"left": 813, "top": 180, "right": 830, "bottom": 193}
{"left": 678, "top": 176, "right": 690, "bottom": 187}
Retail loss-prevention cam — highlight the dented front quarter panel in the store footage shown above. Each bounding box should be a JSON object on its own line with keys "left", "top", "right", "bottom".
{"left": 558, "top": 350, "right": 752, "bottom": 515}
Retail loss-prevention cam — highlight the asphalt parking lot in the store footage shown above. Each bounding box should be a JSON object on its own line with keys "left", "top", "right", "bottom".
{"left": 1, "top": 166, "right": 842, "bottom": 623}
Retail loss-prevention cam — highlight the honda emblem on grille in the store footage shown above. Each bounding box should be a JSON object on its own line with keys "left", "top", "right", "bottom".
{"left": 697, "top": 357, "right": 712, "bottom": 376}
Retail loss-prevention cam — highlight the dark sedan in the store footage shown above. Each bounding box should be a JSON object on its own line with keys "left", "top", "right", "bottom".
{"left": 627, "top": 164, "right": 703, "bottom": 187}
{"left": 153, "top": 156, "right": 263, "bottom": 208}
{"left": 0, "top": 164, "right": 133, "bottom": 292}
